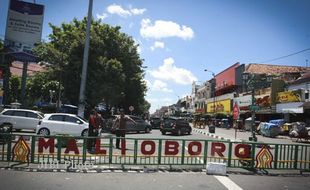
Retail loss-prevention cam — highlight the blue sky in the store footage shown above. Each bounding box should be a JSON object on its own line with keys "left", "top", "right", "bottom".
{"left": 1, "top": 0, "right": 310, "bottom": 113}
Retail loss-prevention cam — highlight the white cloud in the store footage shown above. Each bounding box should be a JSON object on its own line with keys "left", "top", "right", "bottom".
{"left": 106, "top": 4, "right": 146, "bottom": 18}
{"left": 107, "top": 4, "right": 131, "bottom": 17}
{"left": 130, "top": 8, "right": 146, "bottom": 15}
{"left": 146, "top": 97, "right": 175, "bottom": 114}
{"left": 147, "top": 97, "right": 173, "bottom": 103}
{"left": 140, "top": 19, "right": 194, "bottom": 40}
{"left": 96, "top": 13, "right": 108, "bottom": 20}
{"left": 152, "top": 80, "right": 173, "bottom": 92}
{"left": 150, "top": 41, "right": 165, "bottom": 51}
{"left": 145, "top": 79, "right": 173, "bottom": 92}
{"left": 150, "top": 57, "right": 198, "bottom": 85}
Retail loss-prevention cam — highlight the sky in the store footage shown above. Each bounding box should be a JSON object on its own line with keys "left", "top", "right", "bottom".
{"left": 1, "top": 0, "right": 310, "bottom": 113}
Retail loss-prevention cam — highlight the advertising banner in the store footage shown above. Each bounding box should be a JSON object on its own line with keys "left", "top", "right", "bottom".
{"left": 5, "top": 0, "right": 44, "bottom": 53}
{"left": 277, "top": 90, "right": 302, "bottom": 103}
{"left": 207, "top": 99, "right": 231, "bottom": 114}
{"left": 233, "top": 95, "right": 252, "bottom": 111}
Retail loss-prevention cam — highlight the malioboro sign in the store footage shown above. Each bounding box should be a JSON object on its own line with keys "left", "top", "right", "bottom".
{"left": 37, "top": 138, "right": 256, "bottom": 158}
{"left": 9, "top": 136, "right": 278, "bottom": 170}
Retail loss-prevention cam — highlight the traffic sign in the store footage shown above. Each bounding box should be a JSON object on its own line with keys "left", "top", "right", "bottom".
{"left": 129, "top": 106, "right": 134, "bottom": 112}
{"left": 249, "top": 105, "right": 260, "bottom": 111}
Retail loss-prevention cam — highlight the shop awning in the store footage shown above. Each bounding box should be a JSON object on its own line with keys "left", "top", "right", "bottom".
{"left": 300, "top": 102, "right": 310, "bottom": 109}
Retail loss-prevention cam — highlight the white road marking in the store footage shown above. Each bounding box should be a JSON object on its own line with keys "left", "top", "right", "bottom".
{"left": 214, "top": 175, "right": 243, "bottom": 190}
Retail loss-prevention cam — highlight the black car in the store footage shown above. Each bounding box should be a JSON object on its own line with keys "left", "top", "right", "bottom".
{"left": 111, "top": 115, "right": 152, "bottom": 134}
{"left": 150, "top": 117, "right": 161, "bottom": 129}
{"left": 160, "top": 117, "right": 192, "bottom": 135}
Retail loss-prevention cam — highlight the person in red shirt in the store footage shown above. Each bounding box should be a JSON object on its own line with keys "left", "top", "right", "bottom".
{"left": 112, "top": 109, "right": 135, "bottom": 149}
{"left": 87, "top": 109, "right": 100, "bottom": 152}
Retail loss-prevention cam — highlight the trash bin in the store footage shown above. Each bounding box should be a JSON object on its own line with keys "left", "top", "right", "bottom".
{"left": 209, "top": 125, "right": 215, "bottom": 133}
{"left": 0, "top": 124, "right": 12, "bottom": 143}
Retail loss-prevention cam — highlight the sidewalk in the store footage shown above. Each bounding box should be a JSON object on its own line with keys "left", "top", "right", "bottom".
{"left": 191, "top": 124, "right": 293, "bottom": 143}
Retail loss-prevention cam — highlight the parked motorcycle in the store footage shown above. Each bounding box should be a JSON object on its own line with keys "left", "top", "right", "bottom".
{"left": 289, "top": 122, "right": 310, "bottom": 142}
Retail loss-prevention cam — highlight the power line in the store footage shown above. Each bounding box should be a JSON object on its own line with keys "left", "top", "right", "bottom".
{"left": 258, "top": 47, "right": 310, "bottom": 63}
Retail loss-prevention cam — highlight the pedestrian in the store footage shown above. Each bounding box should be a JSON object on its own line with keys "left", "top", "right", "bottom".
{"left": 112, "top": 108, "right": 136, "bottom": 149}
{"left": 87, "top": 109, "right": 100, "bottom": 153}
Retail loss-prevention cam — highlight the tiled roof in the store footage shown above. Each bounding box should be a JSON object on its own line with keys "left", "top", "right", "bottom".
{"left": 244, "top": 63, "right": 310, "bottom": 75}
{"left": 292, "top": 71, "right": 310, "bottom": 84}
{"left": 10, "top": 61, "right": 47, "bottom": 77}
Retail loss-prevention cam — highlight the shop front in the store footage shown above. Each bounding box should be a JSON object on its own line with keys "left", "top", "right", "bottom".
{"left": 276, "top": 90, "right": 305, "bottom": 122}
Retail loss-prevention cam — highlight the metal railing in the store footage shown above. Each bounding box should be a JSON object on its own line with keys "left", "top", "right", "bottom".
{"left": 0, "top": 133, "right": 309, "bottom": 171}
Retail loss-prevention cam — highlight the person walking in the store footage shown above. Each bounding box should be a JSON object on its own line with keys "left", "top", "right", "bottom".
{"left": 87, "top": 109, "right": 100, "bottom": 153}
{"left": 112, "top": 109, "right": 135, "bottom": 149}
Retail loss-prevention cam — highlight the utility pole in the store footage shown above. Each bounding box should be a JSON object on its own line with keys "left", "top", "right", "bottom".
{"left": 78, "top": 0, "right": 93, "bottom": 117}
{"left": 20, "top": 61, "right": 28, "bottom": 107}
{"left": 248, "top": 75, "right": 258, "bottom": 142}
{"left": 250, "top": 88, "right": 257, "bottom": 142}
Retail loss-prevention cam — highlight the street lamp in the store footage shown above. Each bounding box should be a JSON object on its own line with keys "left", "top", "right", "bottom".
{"left": 204, "top": 69, "right": 216, "bottom": 120}
{"left": 49, "top": 90, "right": 55, "bottom": 104}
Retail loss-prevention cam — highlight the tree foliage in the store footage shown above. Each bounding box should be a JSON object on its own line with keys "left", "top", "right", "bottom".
{"left": 33, "top": 18, "right": 148, "bottom": 114}
{"left": 26, "top": 71, "right": 63, "bottom": 105}
{"left": 9, "top": 75, "right": 20, "bottom": 102}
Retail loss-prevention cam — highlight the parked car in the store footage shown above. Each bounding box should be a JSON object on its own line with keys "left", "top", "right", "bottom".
{"left": 150, "top": 117, "right": 161, "bottom": 129}
{"left": 111, "top": 115, "right": 152, "bottom": 134}
{"left": 160, "top": 117, "right": 192, "bottom": 135}
{"left": 0, "top": 109, "right": 44, "bottom": 131}
{"left": 36, "top": 113, "right": 89, "bottom": 136}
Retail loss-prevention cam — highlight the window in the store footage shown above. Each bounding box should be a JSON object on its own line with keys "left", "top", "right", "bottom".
{"left": 49, "top": 115, "right": 64, "bottom": 121}
{"left": 27, "top": 112, "right": 39, "bottom": 119}
{"left": 13, "top": 111, "right": 26, "bottom": 117}
{"left": 65, "top": 116, "right": 81, "bottom": 124}
{"left": 2, "top": 110, "right": 14, "bottom": 116}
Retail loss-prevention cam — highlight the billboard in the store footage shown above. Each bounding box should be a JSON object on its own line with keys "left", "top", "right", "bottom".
{"left": 233, "top": 95, "right": 252, "bottom": 111}
{"left": 277, "top": 90, "right": 302, "bottom": 103}
{"left": 207, "top": 99, "right": 231, "bottom": 114}
{"left": 5, "top": 0, "right": 44, "bottom": 53}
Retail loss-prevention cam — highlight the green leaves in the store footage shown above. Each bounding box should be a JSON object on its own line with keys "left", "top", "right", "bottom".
{"left": 32, "top": 17, "right": 148, "bottom": 114}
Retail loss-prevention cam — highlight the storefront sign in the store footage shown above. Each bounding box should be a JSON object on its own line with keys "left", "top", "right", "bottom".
{"left": 233, "top": 95, "right": 252, "bottom": 111}
{"left": 277, "top": 90, "right": 302, "bottom": 103}
{"left": 195, "top": 108, "right": 205, "bottom": 113}
{"left": 276, "top": 102, "right": 304, "bottom": 113}
{"left": 256, "top": 95, "right": 271, "bottom": 108}
{"left": 207, "top": 99, "right": 231, "bottom": 114}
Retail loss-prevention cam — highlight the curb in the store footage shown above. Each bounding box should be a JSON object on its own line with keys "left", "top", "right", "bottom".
{"left": 1, "top": 165, "right": 309, "bottom": 177}
{"left": 192, "top": 127, "right": 292, "bottom": 142}
{"left": 192, "top": 128, "right": 244, "bottom": 142}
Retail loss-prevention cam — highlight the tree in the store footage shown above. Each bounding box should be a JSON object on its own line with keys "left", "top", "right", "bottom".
{"left": 26, "top": 71, "right": 63, "bottom": 105}
{"left": 33, "top": 18, "right": 148, "bottom": 115}
{"left": 9, "top": 75, "right": 20, "bottom": 102}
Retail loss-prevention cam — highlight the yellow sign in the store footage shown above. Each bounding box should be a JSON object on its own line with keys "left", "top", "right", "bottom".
{"left": 207, "top": 99, "right": 231, "bottom": 114}
{"left": 277, "top": 90, "right": 301, "bottom": 103}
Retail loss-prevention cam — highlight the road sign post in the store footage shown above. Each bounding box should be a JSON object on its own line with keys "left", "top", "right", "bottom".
{"left": 129, "top": 106, "right": 134, "bottom": 115}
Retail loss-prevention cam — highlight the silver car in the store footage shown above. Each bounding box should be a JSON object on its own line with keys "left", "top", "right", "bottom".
{"left": 0, "top": 109, "right": 44, "bottom": 131}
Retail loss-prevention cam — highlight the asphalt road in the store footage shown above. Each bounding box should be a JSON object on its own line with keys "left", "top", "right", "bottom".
{"left": 0, "top": 169, "right": 309, "bottom": 190}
